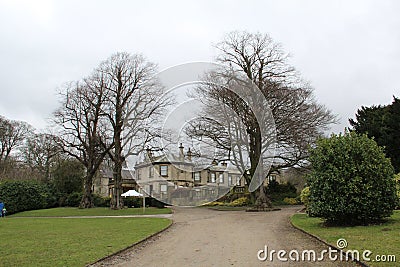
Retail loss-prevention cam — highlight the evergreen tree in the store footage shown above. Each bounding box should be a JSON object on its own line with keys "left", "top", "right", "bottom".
{"left": 350, "top": 96, "right": 400, "bottom": 172}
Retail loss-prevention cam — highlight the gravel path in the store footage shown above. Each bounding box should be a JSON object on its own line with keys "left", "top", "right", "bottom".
{"left": 91, "top": 206, "right": 358, "bottom": 267}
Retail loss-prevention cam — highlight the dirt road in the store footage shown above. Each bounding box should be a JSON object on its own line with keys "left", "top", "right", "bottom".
{"left": 92, "top": 206, "right": 357, "bottom": 267}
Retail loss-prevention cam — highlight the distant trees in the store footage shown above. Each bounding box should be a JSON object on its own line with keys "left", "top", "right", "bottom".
{"left": 0, "top": 116, "right": 32, "bottom": 172}
{"left": 185, "top": 31, "right": 335, "bottom": 205}
{"left": 23, "top": 133, "right": 61, "bottom": 182}
{"left": 350, "top": 96, "right": 400, "bottom": 172}
{"left": 307, "top": 132, "right": 397, "bottom": 225}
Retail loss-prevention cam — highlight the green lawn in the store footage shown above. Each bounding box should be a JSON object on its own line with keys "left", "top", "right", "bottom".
{"left": 0, "top": 217, "right": 171, "bottom": 266}
{"left": 291, "top": 211, "right": 400, "bottom": 267}
{"left": 10, "top": 207, "right": 172, "bottom": 217}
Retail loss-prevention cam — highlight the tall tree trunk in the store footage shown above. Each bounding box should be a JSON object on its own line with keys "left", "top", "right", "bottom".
{"left": 80, "top": 169, "right": 95, "bottom": 208}
{"left": 110, "top": 118, "right": 124, "bottom": 209}
{"left": 111, "top": 154, "right": 124, "bottom": 209}
{"left": 247, "top": 124, "right": 271, "bottom": 207}
{"left": 44, "top": 159, "right": 50, "bottom": 183}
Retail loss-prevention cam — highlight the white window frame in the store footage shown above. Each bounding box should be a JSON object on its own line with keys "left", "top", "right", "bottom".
{"left": 210, "top": 172, "right": 216, "bottom": 183}
{"left": 160, "top": 165, "right": 168, "bottom": 176}
{"left": 160, "top": 184, "right": 167, "bottom": 192}
{"left": 236, "top": 176, "right": 241, "bottom": 185}
{"left": 194, "top": 172, "right": 201, "bottom": 181}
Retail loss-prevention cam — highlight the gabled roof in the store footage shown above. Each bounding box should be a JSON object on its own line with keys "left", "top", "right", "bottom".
{"left": 135, "top": 153, "right": 194, "bottom": 168}
{"left": 101, "top": 168, "right": 135, "bottom": 180}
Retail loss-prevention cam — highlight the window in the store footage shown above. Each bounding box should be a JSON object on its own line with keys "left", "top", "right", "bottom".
{"left": 210, "top": 172, "right": 216, "bottom": 183}
{"left": 160, "top": 165, "right": 168, "bottom": 176}
{"left": 136, "top": 169, "right": 141, "bottom": 180}
{"left": 160, "top": 184, "right": 167, "bottom": 192}
{"left": 219, "top": 173, "right": 224, "bottom": 183}
{"left": 236, "top": 176, "right": 241, "bottom": 185}
{"left": 228, "top": 175, "right": 232, "bottom": 186}
{"left": 268, "top": 175, "right": 276, "bottom": 182}
{"left": 149, "top": 167, "right": 154, "bottom": 178}
{"left": 194, "top": 172, "right": 201, "bottom": 181}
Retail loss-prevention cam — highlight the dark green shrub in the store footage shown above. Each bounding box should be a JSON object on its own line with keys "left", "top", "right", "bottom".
{"left": 123, "top": 197, "right": 143, "bottom": 208}
{"left": 146, "top": 197, "right": 166, "bottom": 208}
{"left": 52, "top": 159, "right": 84, "bottom": 195}
{"left": 0, "top": 180, "right": 55, "bottom": 214}
{"left": 266, "top": 181, "right": 297, "bottom": 202}
{"left": 57, "top": 194, "right": 67, "bottom": 207}
{"left": 308, "top": 132, "right": 397, "bottom": 225}
{"left": 43, "top": 183, "right": 59, "bottom": 208}
{"left": 65, "top": 192, "right": 83, "bottom": 207}
{"left": 395, "top": 173, "right": 400, "bottom": 209}
{"left": 93, "top": 194, "right": 111, "bottom": 207}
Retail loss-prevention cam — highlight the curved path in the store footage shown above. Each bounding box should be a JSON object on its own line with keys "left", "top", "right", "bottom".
{"left": 92, "top": 206, "right": 357, "bottom": 267}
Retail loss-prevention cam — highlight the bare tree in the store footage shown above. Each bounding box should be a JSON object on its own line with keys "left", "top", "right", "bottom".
{"left": 54, "top": 76, "right": 114, "bottom": 208}
{"left": 23, "top": 133, "right": 62, "bottom": 182}
{"left": 97, "top": 52, "right": 171, "bottom": 209}
{"left": 185, "top": 31, "right": 335, "bottom": 206}
{"left": 0, "top": 116, "right": 32, "bottom": 173}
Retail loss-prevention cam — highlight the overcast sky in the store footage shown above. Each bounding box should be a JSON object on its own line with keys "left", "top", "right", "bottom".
{"left": 0, "top": 0, "right": 399, "bottom": 134}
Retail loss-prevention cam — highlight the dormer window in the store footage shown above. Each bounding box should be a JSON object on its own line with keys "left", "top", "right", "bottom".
{"left": 160, "top": 165, "right": 168, "bottom": 176}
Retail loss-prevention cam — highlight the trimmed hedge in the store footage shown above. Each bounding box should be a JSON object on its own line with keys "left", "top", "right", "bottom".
{"left": 0, "top": 180, "right": 57, "bottom": 214}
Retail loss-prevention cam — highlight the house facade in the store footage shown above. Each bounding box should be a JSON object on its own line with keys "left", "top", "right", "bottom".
{"left": 134, "top": 144, "right": 245, "bottom": 206}
{"left": 93, "top": 167, "right": 138, "bottom": 198}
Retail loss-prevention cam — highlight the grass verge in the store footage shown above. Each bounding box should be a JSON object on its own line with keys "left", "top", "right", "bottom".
{"left": 291, "top": 211, "right": 400, "bottom": 267}
{"left": 0, "top": 217, "right": 171, "bottom": 266}
{"left": 10, "top": 207, "right": 171, "bottom": 217}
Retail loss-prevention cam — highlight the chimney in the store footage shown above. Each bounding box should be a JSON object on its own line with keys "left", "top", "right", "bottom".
{"left": 187, "top": 148, "right": 192, "bottom": 161}
{"left": 179, "top": 143, "right": 184, "bottom": 161}
{"left": 146, "top": 148, "right": 153, "bottom": 161}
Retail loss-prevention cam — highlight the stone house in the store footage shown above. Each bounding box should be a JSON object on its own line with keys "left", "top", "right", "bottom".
{"left": 134, "top": 144, "right": 244, "bottom": 205}
{"left": 93, "top": 166, "right": 137, "bottom": 198}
